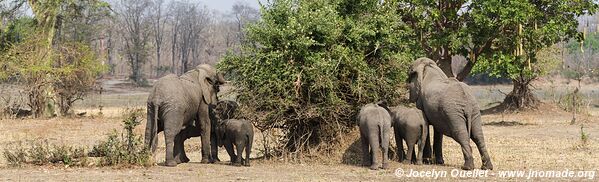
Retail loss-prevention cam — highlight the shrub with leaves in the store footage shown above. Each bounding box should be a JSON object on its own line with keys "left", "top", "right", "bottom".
{"left": 219, "top": 0, "right": 417, "bottom": 155}
{"left": 1, "top": 35, "right": 106, "bottom": 117}
{"left": 53, "top": 42, "right": 106, "bottom": 116}
{"left": 90, "top": 108, "right": 152, "bottom": 166}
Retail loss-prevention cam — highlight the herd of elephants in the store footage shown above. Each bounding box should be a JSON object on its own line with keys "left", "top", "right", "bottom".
{"left": 143, "top": 58, "right": 493, "bottom": 171}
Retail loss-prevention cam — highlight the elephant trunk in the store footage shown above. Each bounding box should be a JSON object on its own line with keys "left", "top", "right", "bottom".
{"left": 216, "top": 73, "right": 227, "bottom": 85}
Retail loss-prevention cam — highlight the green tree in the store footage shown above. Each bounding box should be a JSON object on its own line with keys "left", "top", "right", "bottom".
{"left": 219, "top": 0, "right": 417, "bottom": 154}
{"left": 1, "top": 0, "right": 109, "bottom": 117}
{"left": 399, "top": 0, "right": 596, "bottom": 109}
{"left": 0, "top": 16, "right": 35, "bottom": 53}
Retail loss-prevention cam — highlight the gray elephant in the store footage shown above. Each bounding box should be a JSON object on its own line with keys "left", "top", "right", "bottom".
{"left": 216, "top": 119, "right": 254, "bottom": 166}
{"left": 358, "top": 102, "right": 392, "bottom": 170}
{"left": 407, "top": 57, "right": 493, "bottom": 170}
{"left": 208, "top": 100, "right": 239, "bottom": 162}
{"left": 144, "top": 64, "right": 226, "bottom": 167}
{"left": 388, "top": 106, "right": 428, "bottom": 165}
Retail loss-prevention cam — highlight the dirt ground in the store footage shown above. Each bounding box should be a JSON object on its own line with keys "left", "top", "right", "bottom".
{"left": 0, "top": 79, "right": 598, "bottom": 181}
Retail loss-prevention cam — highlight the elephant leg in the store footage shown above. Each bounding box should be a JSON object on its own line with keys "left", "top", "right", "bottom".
{"left": 381, "top": 125, "right": 390, "bottom": 169}
{"left": 471, "top": 115, "right": 493, "bottom": 170}
{"left": 416, "top": 125, "right": 428, "bottom": 165}
{"left": 405, "top": 141, "right": 415, "bottom": 165}
{"left": 164, "top": 128, "right": 178, "bottom": 167}
{"left": 235, "top": 141, "right": 244, "bottom": 166}
{"left": 224, "top": 141, "right": 236, "bottom": 164}
{"left": 422, "top": 126, "right": 432, "bottom": 164}
{"left": 360, "top": 133, "right": 370, "bottom": 166}
{"left": 433, "top": 129, "right": 444, "bottom": 165}
{"left": 173, "top": 133, "right": 183, "bottom": 164}
{"left": 368, "top": 132, "right": 380, "bottom": 170}
{"left": 452, "top": 129, "right": 474, "bottom": 170}
{"left": 210, "top": 130, "right": 220, "bottom": 162}
{"left": 179, "top": 136, "right": 190, "bottom": 163}
{"left": 198, "top": 103, "right": 212, "bottom": 163}
{"left": 394, "top": 129, "right": 405, "bottom": 162}
{"left": 245, "top": 140, "right": 251, "bottom": 166}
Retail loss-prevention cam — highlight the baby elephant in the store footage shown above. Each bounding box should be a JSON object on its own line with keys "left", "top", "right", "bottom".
{"left": 388, "top": 106, "right": 428, "bottom": 165}
{"left": 358, "top": 102, "right": 392, "bottom": 170}
{"left": 216, "top": 119, "right": 254, "bottom": 166}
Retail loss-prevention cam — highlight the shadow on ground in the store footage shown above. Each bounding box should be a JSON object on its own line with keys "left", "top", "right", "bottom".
{"left": 341, "top": 137, "right": 398, "bottom": 166}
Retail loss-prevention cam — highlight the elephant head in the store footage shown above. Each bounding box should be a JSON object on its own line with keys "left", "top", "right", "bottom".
{"left": 407, "top": 58, "right": 446, "bottom": 103}
{"left": 216, "top": 119, "right": 227, "bottom": 147}
{"left": 196, "top": 64, "right": 227, "bottom": 105}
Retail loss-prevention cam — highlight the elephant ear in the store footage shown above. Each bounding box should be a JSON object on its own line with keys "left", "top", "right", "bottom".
{"left": 197, "top": 65, "right": 218, "bottom": 105}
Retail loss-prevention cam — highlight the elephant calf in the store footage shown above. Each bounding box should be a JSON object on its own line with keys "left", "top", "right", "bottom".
{"left": 216, "top": 119, "right": 254, "bottom": 166}
{"left": 358, "top": 102, "right": 392, "bottom": 170}
{"left": 389, "top": 106, "right": 428, "bottom": 165}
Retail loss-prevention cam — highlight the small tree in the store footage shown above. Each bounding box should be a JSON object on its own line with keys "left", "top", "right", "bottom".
{"left": 53, "top": 42, "right": 106, "bottom": 116}
{"left": 1, "top": 35, "right": 54, "bottom": 117}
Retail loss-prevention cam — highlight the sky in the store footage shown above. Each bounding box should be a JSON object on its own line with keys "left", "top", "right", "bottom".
{"left": 198, "top": 0, "right": 262, "bottom": 14}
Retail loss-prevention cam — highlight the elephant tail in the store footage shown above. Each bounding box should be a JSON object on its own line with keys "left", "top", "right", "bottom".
{"left": 144, "top": 102, "right": 159, "bottom": 153}
{"left": 151, "top": 104, "right": 159, "bottom": 152}
{"left": 378, "top": 123, "right": 383, "bottom": 146}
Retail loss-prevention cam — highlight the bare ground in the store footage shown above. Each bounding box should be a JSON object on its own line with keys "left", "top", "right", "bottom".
{"left": 0, "top": 80, "right": 598, "bottom": 181}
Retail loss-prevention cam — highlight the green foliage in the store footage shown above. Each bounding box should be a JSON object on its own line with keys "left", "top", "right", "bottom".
{"left": 567, "top": 32, "right": 599, "bottom": 54}
{"left": 54, "top": 42, "right": 107, "bottom": 116}
{"left": 0, "top": 0, "right": 110, "bottom": 117}
{"left": 1, "top": 34, "right": 107, "bottom": 117}
{"left": 399, "top": 0, "right": 597, "bottom": 79}
{"left": 474, "top": 45, "right": 561, "bottom": 81}
{"left": 90, "top": 108, "right": 152, "bottom": 166}
{"left": 0, "top": 17, "right": 36, "bottom": 53}
{"left": 219, "top": 0, "right": 417, "bottom": 153}
{"left": 580, "top": 124, "right": 589, "bottom": 145}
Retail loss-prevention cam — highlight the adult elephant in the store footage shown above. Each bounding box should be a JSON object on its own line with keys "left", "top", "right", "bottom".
{"left": 145, "top": 64, "right": 226, "bottom": 167}
{"left": 407, "top": 58, "right": 493, "bottom": 170}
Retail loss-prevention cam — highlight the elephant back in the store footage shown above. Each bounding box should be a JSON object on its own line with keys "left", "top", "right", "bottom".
{"left": 149, "top": 74, "right": 201, "bottom": 109}
{"left": 358, "top": 103, "right": 392, "bottom": 126}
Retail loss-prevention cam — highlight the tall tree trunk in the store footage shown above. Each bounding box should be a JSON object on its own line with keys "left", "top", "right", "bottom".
{"left": 456, "top": 60, "right": 475, "bottom": 81}
{"left": 436, "top": 58, "right": 454, "bottom": 78}
{"left": 171, "top": 24, "right": 177, "bottom": 75}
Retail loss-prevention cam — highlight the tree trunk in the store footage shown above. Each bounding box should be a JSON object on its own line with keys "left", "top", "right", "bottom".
{"left": 436, "top": 58, "right": 454, "bottom": 78}
{"left": 171, "top": 24, "right": 177, "bottom": 75}
{"left": 502, "top": 77, "right": 539, "bottom": 109}
{"left": 456, "top": 60, "right": 475, "bottom": 81}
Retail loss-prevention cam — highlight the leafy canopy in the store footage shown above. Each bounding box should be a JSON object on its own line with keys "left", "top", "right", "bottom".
{"left": 398, "top": 0, "right": 597, "bottom": 80}
{"left": 472, "top": 0, "right": 596, "bottom": 82}
{"left": 218, "top": 0, "right": 417, "bottom": 152}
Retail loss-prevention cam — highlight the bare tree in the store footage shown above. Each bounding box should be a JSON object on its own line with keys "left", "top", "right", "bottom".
{"left": 170, "top": 1, "right": 210, "bottom": 73}
{"left": 117, "top": 0, "right": 151, "bottom": 84}
{"left": 150, "top": 0, "right": 167, "bottom": 77}
{"left": 230, "top": 1, "right": 259, "bottom": 46}
{"left": 169, "top": 1, "right": 181, "bottom": 75}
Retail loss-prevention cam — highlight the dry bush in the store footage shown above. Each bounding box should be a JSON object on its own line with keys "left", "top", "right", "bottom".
{"left": 2, "top": 140, "right": 88, "bottom": 167}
